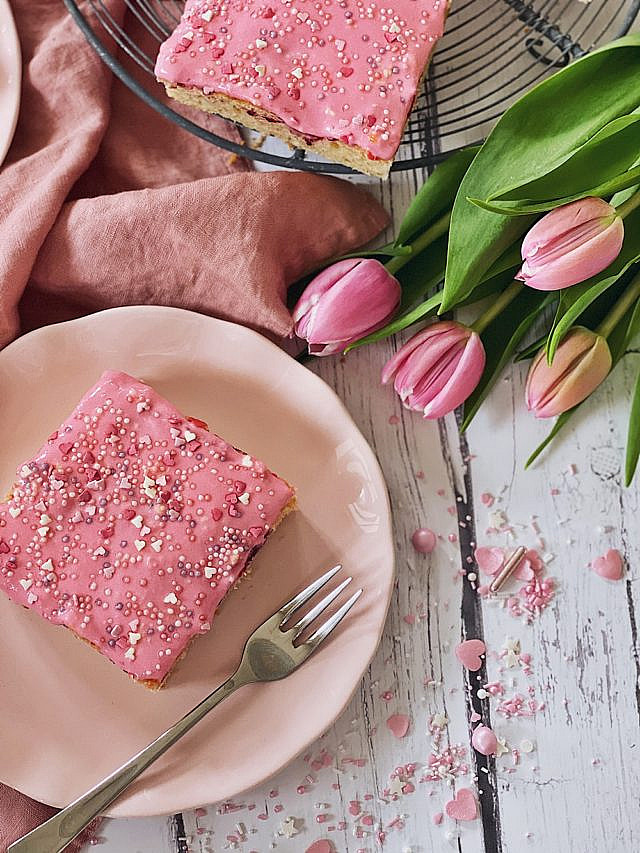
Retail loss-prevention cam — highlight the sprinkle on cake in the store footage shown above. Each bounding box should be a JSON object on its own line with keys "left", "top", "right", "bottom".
{"left": 0, "top": 370, "right": 295, "bottom": 688}
{"left": 155, "top": 0, "right": 448, "bottom": 177}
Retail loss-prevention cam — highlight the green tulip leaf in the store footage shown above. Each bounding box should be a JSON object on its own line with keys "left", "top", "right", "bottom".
{"left": 469, "top": 166, "right": 640, "bottom": 217}
{"left": 546, "top": 205, "right": 640, "bottom": 363}
{"left": 608, "top": 287, "right": 640, "bottom": 362}
{"left": 485, "top": 113, "right": 640, "bottom": 203}
{"left": 515, "top": 334, "right": 548, "bottom": 362}
{"left": 337, "top": 244, "right": 412, "bottom": 260}
{"left": 394, "top": 234, "right": 448, "bottom": 311}
{"left": 461, "top": 290, "right": 554, "bottom": 431}
{"left": 441, "top": 35, "right": 640, "bottom": 314}
{"left": 625, "top": 363, "right": 640, "bottom": 486}
{"left": 394, "top": 147, "right": 479, "bottom": 248}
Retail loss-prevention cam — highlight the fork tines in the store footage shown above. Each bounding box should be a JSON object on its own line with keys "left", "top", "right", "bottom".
{"left": 280, "top": 565, "right": 362, "bottom": 647}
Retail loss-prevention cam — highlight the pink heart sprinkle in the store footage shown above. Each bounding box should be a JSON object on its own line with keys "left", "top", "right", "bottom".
{"left": 514, "top": 558, "right": 535, "bottom": 581}
{"left": 433, "top": 811, "right": 443, "bottom": 825}
{"left": 386, "top": 713, "right": 410, "bottom": 738}
{"left": 305, "top": 842, "right": 334, "bottom": 853}
{"left": 470, "top": 711, "right": 481, "bottom": 723}
{"left": 475, "top": 546, "right": 504, "bottom": 576}
{"left": 455, "top": 639, "right": 486, "bottom": 671}
{"left": 592, "top": 548, "right": 624, "bottom": 581}
{"left": 445, "top": 788, "right": 478, "bottom": 821}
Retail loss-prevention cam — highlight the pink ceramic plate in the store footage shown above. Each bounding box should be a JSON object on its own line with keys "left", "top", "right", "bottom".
{"left": 0, "top": 0, "right": 20, "bottom": 167}
{"left": 0, "top": 306, "right": 394, "bottom": 817}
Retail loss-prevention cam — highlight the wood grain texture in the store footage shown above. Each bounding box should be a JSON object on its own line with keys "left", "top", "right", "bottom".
{"left": 93, "top": 53, "right": 640, "bottom": 853}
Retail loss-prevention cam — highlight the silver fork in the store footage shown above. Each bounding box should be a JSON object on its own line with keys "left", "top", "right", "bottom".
{"left": 8, "top": 565, "right": 361, "bottom": 853}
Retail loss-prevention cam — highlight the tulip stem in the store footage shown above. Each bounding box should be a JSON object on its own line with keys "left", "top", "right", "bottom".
{"left": 471, "top": 281, "right": 523, "bottom": 335}
{"left": 617, "top": 188, "right": 640, "bottom": 220}
{"left": 384, "top": 210, "right": 452, "bottom": 275}
{"left": 597, "top": 271, "right": 640, "bottom": 339}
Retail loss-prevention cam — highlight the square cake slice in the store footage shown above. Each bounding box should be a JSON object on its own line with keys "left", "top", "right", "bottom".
{"left": 0, "top": 370, "right": 295, "bottom": 688}
{"left": 155, "top": 0, "right": 448, "bottom": 178}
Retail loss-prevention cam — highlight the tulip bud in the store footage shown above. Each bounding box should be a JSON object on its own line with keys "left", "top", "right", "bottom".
{"left": 525, "top": 326, "right": 612, "bottom": 418}
{"left": 516, "top": 198, "right": 624, "bottom": 291}
{"left": 293, "top": 258, "right": 401, "bottom": 355}
{"left": 382, "top": 321, "right": 486, "bottom": 419}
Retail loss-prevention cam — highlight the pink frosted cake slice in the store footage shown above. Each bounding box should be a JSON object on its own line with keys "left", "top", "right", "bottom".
{"left": 0, "top": 370, "right": 295, "bottom": 689}
{"left": 155, "top": 0, "right": 448, "bottom": 178}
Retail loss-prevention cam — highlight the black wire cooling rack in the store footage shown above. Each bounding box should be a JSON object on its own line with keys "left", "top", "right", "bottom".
{"left": 64, "top": 0, "right": 639, "bottom": 174}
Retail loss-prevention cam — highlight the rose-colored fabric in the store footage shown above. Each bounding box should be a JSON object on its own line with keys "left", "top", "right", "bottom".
{"left": 0, "top": 784, "right": 100, "bottom": 851}
{"left": 0, "top": 0, "right": 388, "bottom": 845}
{"left": 1, "top": 0, "right": 389, "bottom": 349}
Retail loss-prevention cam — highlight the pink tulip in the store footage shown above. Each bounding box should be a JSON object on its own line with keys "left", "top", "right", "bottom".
{"left": 293, "top": 258, "right": 401, "bottom": 355}
{"left": 525, "top": 326, "right": 612, "bottom": 418}
{"left": 382, "top": 321, "right": 486, "bottom": 419}
{"left": 516, "top": 197, "right": 624, "bottom": 291}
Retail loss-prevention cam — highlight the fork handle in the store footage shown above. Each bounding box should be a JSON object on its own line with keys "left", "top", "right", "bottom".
{"left": 8, "top": 669, "right": 250, "bottom": 853}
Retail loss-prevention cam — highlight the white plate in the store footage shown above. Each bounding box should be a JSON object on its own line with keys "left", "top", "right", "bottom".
{"left": 0, "top": 306, "right": 394, "bottom": 816}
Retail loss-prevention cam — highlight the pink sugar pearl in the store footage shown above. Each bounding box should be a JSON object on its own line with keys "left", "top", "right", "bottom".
{"left": 412, "top": 527, "right": 436, "bottom": 554}
{"left": 471, "top": 724, "right": 498, "bottom": 756}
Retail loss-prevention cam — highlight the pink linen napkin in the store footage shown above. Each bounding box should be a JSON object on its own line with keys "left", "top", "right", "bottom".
{"left": 0, "top": 786, "right": 100, "bottom": 852}
{"left": 0, "top": 1, "right": 389, "bottom": 848}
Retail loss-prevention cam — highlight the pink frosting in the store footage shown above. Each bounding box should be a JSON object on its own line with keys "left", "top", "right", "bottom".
{"left": 0, "top": 371, "right": 294, "bottom": 684}
{"left": 155, "top": 0, "right": 447, "bottom": 161}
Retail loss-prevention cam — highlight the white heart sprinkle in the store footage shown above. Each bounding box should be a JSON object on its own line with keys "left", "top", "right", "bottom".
{"left": 19, "top": 579, "right": 32, "bottom": 591}
{"left": 40, "top": 514, "right": 52, "bottom": 525}
{"left": 132, "top": 515, "right": 143, "bottom": 528}
{"left": 128, "top": 632, "right": 141, "bottom": 645}
{"left": 202, "top": 8, "right": 213, "bottom": 21}
{"left": 8, "top": 507, "right": 20, "bottom": 518}
{"left": 134, "top": 540, "right": 146, "bottom": 551}
{"left": 38, "top": 527, "right": 50, "bottom": 537}
{"left": 164, "top": 592, "right": 178, "bottom": 604}
{"left": 27, "top": 592, "right": 38, "bottom": 605}
{"left": 124, "top": 647, "right": 136, "bottom": 660}
{"left": 141, "top": 526, "right": 151, "bottom": 536}
{"left": 184, "top": 430, "right": 196, "bottom": 442}
{"left": 20, "top": 465, "right": 31, "bottom": 478}
{"left": 156, "top": 475, "right": 167, "bottom": 487}
{"left": 94, "top": 546, "right": 106, "bottom": 556}
{"left": 41, "top": 559, "right": 54, "bottom": 572}
{"left": 241, "top": 455, "right": 253, "bottom": 467}
{"left": 255, "top": 38, "right": 267, "bottom": 48}
{"left": 238, "top": 492, "right": 250, "bottom": 505}
{"left": 151, "top": 540, "right": 162, "bottom": 552}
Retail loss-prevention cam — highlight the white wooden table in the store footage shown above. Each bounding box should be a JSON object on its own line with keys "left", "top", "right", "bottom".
{"left": 91, "top": 112, "right": 640, "bottom": 853}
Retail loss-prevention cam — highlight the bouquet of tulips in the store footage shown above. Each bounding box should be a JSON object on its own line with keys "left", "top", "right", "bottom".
{"left": 293, "top": 35, "right": 640, "bottom": 484}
